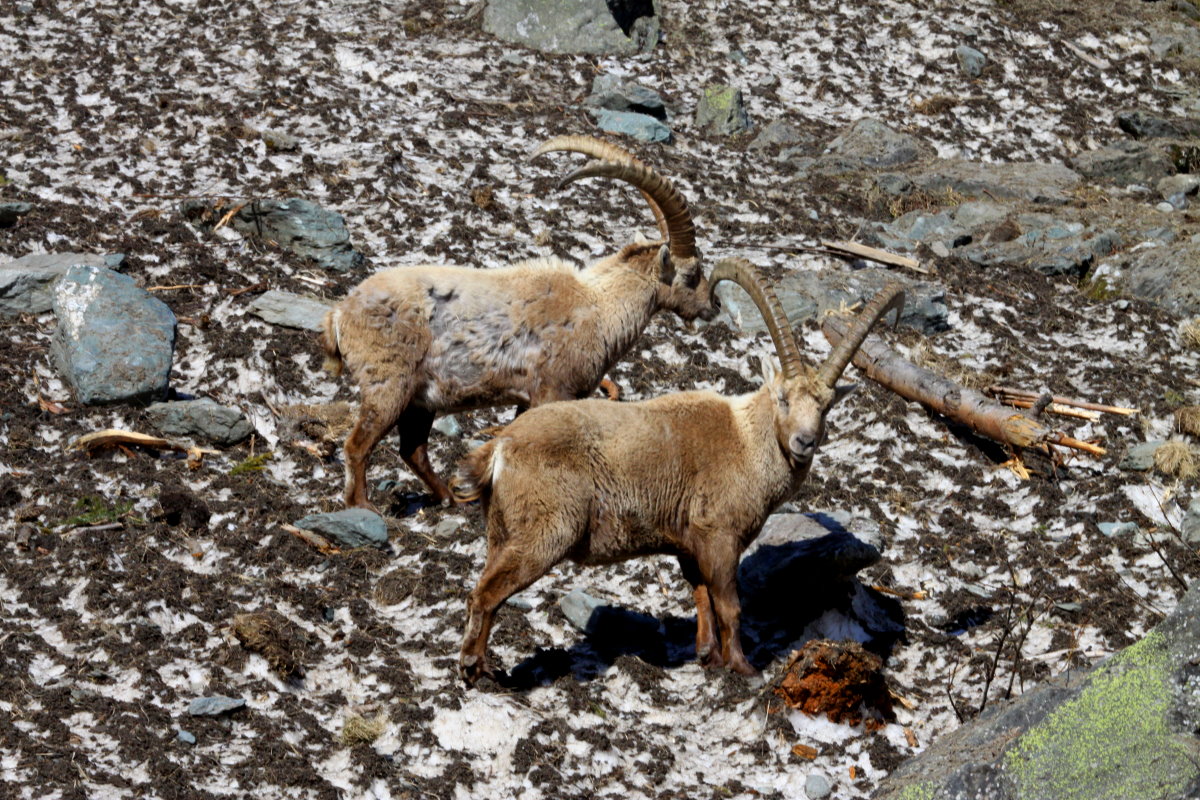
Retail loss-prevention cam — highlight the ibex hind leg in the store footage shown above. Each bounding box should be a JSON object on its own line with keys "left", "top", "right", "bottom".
{"left": 343, "top": 380, "right": 413, "bottom": 510}
{"left": 461, "top": 518, "right": 577, "bottom": 686}
{"left": 396, "top": 405, "right": 453, "bottom": 505}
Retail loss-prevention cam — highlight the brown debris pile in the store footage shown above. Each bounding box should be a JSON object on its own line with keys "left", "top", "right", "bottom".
{"left": 275, "top": 401, "right": 356, "bottom": 458}
{"left": 232, "top": 610, "right": 309, "bottom": 679}
{"left": 773, "top": 640, "right": 895, "bottom": 732}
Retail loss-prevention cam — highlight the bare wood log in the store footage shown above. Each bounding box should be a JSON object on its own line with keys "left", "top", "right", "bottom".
{"left": 819, "top": 240, "right": 930, "bottom": 275}
{"left": 822, "top": 316, "right": 1106, "bottom": 457}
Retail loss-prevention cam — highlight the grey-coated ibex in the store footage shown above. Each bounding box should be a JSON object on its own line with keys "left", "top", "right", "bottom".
{"left": 452, "top": 261, "right": 904, "bottom": 685}
{"left": 320, "top": 137, "right": 716, "bottom": 510}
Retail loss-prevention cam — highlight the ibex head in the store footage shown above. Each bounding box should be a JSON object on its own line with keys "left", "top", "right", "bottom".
{"left": 708, "top": 259, "right": 904, "bottom": 468}
{"left": 533, "top": 136, "right": 717, "bottom": 322}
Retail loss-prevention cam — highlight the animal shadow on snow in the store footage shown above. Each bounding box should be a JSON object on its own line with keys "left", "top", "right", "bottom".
{"left": 500, "top": 513, "right": 907, "bottom": 690}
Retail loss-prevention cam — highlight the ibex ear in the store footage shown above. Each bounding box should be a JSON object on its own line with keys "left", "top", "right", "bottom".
{"left": 656, "top": 244, "right": 676, "bottom": 284}
{"left": 634, "top": 230, "right": 651, "bottom": 245}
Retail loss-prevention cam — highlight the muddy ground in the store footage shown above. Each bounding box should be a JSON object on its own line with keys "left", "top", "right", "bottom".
{"left": 3, "top": 0, "right": 1200, "bottom": 798}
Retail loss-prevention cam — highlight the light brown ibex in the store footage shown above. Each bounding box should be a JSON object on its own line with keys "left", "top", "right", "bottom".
{"left": 452, "top": 261, "right": 903, "bottom": 685}
{"left": 320, "top": 137, "right": 715, "bottom": 510}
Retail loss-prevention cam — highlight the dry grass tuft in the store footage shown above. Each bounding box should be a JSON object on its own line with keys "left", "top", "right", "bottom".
{"left": 232, "top": 610, "right": 308, "bottom": 678}
{"left": 1176, "top": 406, "right": 1200, "bottom": 438}
{"left": 1180, "top": 318, "right": 1200, "bottom": 350}
{"left": 906, "top": 341, "right": 997, "bottom": 391}
{"left": 341, "top": 712, "right": 389, "bottom": 746}
{"left": 1154, "top": 441, "right": 1197, "bottom": 480}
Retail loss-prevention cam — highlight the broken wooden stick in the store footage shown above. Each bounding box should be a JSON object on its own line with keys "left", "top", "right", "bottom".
{"left": 822, "top": 316, "right": 1106, "bottom": 458}
{"left": 819, "top": 240, "right": 930, "bottom": 275}
{"left": 984, "top": 385, "right": 1139, "bottom": 417}
{"left": 70, "top": 429, "right": 219, "bottom": 467}
{"left": 990, "top": 396, "right": 1101, "bottom": 422}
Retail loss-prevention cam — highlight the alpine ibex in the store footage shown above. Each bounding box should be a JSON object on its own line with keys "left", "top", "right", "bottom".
{"left": 320, "top": 137, "right": 715, "bottom": 509}
{"left": 452, "top": 260, "right": 904, "bottom": 684}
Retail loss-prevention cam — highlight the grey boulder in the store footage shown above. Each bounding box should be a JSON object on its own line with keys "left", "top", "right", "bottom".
{"left": 589, "top": 108, "right": 672, "bottom": 143}
{"left": 1068, "top": 141, "right": 1176, "bottom": 187}
{"left": 694, "top": 85, "right": 751, "bottom": 136}
{"left": 294, "top": 508, "right": 389, "bottom": 550}
{"left": 1, "top": 252, "right": 125, "bottom": 315}
{"left": 248, "top": 290, "right": 333, "bottom": 332}
{"left": 52, "top": 266, "right": 175, "bottom": 406}
{"left": 188, "top": 696, "right": 246, "bottom": 717}
{"left": 145, "top": 399, "right": 254, "bottom": 447}
{"left": 482, "top": 0, "right": 658, "bottom": 55}
{"left": 826, "top": 118, "right": 933, "bottom": 169}
{"left": 585, "top": 75, "right": 667, "bottom": 119}
{"left": 910, "top": 159, "right": 1081, "bottom": 205}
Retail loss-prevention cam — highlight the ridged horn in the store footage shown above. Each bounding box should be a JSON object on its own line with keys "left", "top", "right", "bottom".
{"left": 531, "top": 136, "right": 669, "bottom": 241}
{"left": 707, "top": 258, "right": 806, "bottom": 380}
{"left": 556, "top": 160, "right": 697, "bottom": 263}
{"left": 817, "top": 283, "right": 906, "bottom": 388}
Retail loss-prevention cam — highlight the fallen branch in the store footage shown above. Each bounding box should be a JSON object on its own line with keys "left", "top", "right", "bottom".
{"left": 225, "top": 281, "right": 268, "bottom": 298}
{"left": 822, "top": 316, "right": 1106, "bottom": 458}
{"left": 984, "top": 385, "right": 1139, "bottom": 417}
{"left": 991, "top": 396, "right": 1101, "bottom": 422}
{"left": 70, "top": 429, "right": 219, "bottom": 468}
{"left": 281, "top": 523, "right": 340, "bottom": 554}
{"left": 820, "top": 240, "right": 930, "bottom": 275}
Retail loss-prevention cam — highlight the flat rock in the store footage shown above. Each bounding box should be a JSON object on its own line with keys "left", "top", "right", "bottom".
{"left": 1119, "top": 441, "right": 1167, "bottom": 472}
{"left": 52, "top": 266, "right": 175, "bottom": 406}
{"left": 911, "top": 159, "right": 1080, "bottom": 205}
{"left": 1107, "top": 242, "right": 1200, "bottom": 315}
{"left": 294, "top": 508, "right": 389, "bottom": 550}
{"left": 873, "top": 580, "right": 1200, "bottom": 800}
{"left": 714, "top": 268, "right": 949, "bottom": 335}
{"left": 585, "top": 75, "right": 667, "bottom": 119}
{"left": 1117, "top": 109, "right": 1200, "bottom": 140}
{"left": 482, "top": 0, "right": 658, "bottom": 55}
{"left": 589, "top": 108, "right": 672, "bottom": 143}
{"left": 183, "top": 198, "right": 364, "bottom": 272}
{"left": 826, "top": 118, "right": 933, "bottom": 168}
{"left": 750, "top": 119, "right": 805, "bottom": 150}
{"left": 956, "top": 44, "right": 987, "bottom": 78}
{"left": 188, "top": 696, "right": 246, "bottom": 717}
{"left": 1, "top": 252, "right": 125, "bottom": 315}
{"left": 248, "top": 290, "right": 333, "bottom": 331}
{"left": 144, "top": 398, "right": 254, "bottom": 447}
{"left": 1068, "top": 141, "right": 1176, "bottom": 187}
{"left": 559, "top": 588, "right": 604, "bottom": 632}
{"left": 694, "top": 85, "right": 751, "bottom": 136}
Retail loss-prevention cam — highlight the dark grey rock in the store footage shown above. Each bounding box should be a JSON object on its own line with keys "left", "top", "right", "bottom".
{"left": 716, "top": 268, "right": 948, "bottom": 335}
{"left": 1117, "top": 109, "right": 1200, "bottom": 140}
{"left": 911, "top": 159, "right": 1080, "bottom": 205}
{"left": 183, "top": 198, "right": 363, "bottom": 272}
{"left": 750, "top": 120, "right": 804, "bottom": 150}
{"left": 589, "top": 108, "right": 672, "bottom": 143}
{"left": 694, "top": 85, "right": 751, "bottom": 136}
{"left": 804, "top": 773, "right": 832, "bottom": 800}
{"left": 1120, "top": 441, "right": 1167, "bottom": 472}
{"left": 0, "top": 201, "right": 32, "bottom": 228}
{"left": 1183, "top": 498, "right": 1200, "bottom": 545}
{"left": 188, "top": 696, "right": 246, "bottom": 717}
{"left": 956, "top": 44, "right": 987, "bottom": 78}
{"left": 559, "top": 588, "right": 604, "bottom": 631}
{"left": 1118, "top": 242, "right": 1200, "bottom": 315}
{"left": 248, "top": 290, "right": 332, "bottom": 332}
{"left": 294, "top": 508, "right": 389, "bottom": 550}
{"left": 176, "top": 730, "right": 196, "bottom": 744}
{"left": 482, "top": 0, "right": 659, "bottom": 55}
{"left": 144, "top": 399, "right": 253, "bottom": 446}
{"left": 874, "top": 580, "right": 1200, "bottom": 800}
{"left": 1068, "top": 141, "right": 1176, "bottom": 187}
{"left": 1, "top": 252, "right": 125, "bottom": 315}
{"left": 958, "top": 215, "right": 1121, "bottom": 278}
{"left": 826, "top": 118, "right": 933, "bottom": 168}
{"left": 585, "top": 75, "right": 666, "bottom": 119}
{"left": 52, "top": 266, "right": 175, "bottom": 406}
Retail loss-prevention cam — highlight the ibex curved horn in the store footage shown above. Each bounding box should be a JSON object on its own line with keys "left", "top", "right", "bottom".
{"left": 707, "top": 258, "right": 806, "bottom": 380}
{"left": 817, "top": 284, "right": 905, "bottom": 388}
{"left": 532, "top": 136, "right": 669, "bottom": 241}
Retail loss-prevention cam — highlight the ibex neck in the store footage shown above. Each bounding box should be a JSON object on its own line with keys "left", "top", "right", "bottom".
{"left": 583, "top": 267, "right": 659, "bottom": 361}
{"left": 734, "top": 386, "right": 808, "bottom": 505}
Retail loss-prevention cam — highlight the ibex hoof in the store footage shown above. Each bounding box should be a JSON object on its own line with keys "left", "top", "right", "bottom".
{"left": 459, "top": 654, "right": 495, "bottom": 686}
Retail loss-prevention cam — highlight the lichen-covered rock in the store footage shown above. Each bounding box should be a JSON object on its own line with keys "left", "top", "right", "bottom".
{"left": 694, "top": 84, "right": 751, "bottom": 136}
{"left": 144, "top": 398, "right": 254, "bottom": 446}
{"left": 482, "top": 0, "right": 658, "bottom": 55}
{"left": 1, "top": 252, "right": 124, "bottom": 315}
{"left": 51, "top": 265, "right": 175, "bottom": 406}
{"left": 873, "top": 580, "right": 1200, "bottom": 800}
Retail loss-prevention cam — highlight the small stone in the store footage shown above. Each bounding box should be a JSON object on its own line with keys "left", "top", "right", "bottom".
{"left": 176, "top": 730, "right": 197, "bottom": 745}
{"left": 188, "top": 696, "right": 246, "bottom": 717}
{"left": 805, "top": 772, "right": 833, "bottom": 799}
{"left": 931, "top": 241, "right": 951, "bottom": 258}
{"left": 1119, "top": 441, "right": 1166, "bottom": 471}
{"left": 586, "top": 75, "right": 667, "bottom": 119}
{"left": 955, "top": 44, "right": 987, "bottom": 78}
{"left": 1097, "top": 521, "right": 1140, "bottom": 538}
{"left": 432, "top": 415, "right": 461, "bottom": 437}
{"left": 1054, "top": 602, "right": 1083, "bottom": 613}
{"left": 559, "top": 588, "right": 604, "bottom": 631}
{"left": 750, "top": 119, "right": 804, "bottom": 150}
{"left": 433, "top": 517, "right": 462, "bottom": 538}
{"left": 1156, "top": 201, "right": 1176, "bottom": 213}
{"left": 506, "top": 594, "right": 535, "bottom": 610}
{"left": 144, "top": 398, "right": 254, "bottom": 446}
{"left": 248, "top": 290, "right": 333, "bottom": 332}
{"left": 589, "top": 108, "right": 672, "bottom": 143}
{"left": 294, "top": 509, "right": 390, "bottom": 550}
